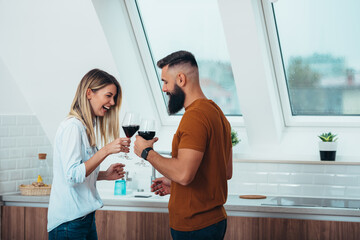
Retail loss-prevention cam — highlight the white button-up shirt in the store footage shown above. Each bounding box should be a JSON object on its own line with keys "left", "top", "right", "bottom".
{"left": 47, "top": 117, "right": 103, "bottom": 232}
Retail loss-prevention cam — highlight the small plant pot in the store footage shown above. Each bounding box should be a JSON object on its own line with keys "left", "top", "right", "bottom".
{"left": 318, "top": 142, "right": 337, "bottom": 161}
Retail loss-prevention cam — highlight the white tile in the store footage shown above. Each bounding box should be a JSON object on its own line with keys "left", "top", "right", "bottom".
{"left": 302, "top": 185, "right": 325, "bottom": 197}
{"left": 23, "top": 168, "right": 38, "bottom": 180}
{"left": 38, "top": 127, "right": 45, "bottom": 136}
{"left": 0, "top": 160, "right": 16, "bottom": 170}
{"left": 236, "top": 162, "right": 257, "bottom": 172}
{"left": 31, "top": 136, "right": 45, "bottom": 146}
{"left": 324, "top": 165, "right": 347, "bottom": 174}
{"left": 0, "top": 181, "right": 17, "bottom": 194}
{"left": 8, "top": 126, "right": 23, "bottom": 137}
{"left": 313, "top": 174, "right": 335, "bottom": 185}
{"left": 17, "top": 158, "right": 30, "bottom": 168}
{"left": 278, "top": 184, "right": 302, "bottom": 196}
{"left": 239, "top": 172, "right": 268, "bottom": 183}
{"left": 0, "top": 149, "right": 9, "bottom": 159}
{"left": 346, "top": 166, "right": 360, "bottom": 174}
{"left": 257, "top": 183, "right": 278, "bottom": 195}
{"left": 1, "top": 116, "right": 16, "bottom": 126}
{"left": 17, "top": 137, "right": 31, "bottom": 147}
{"left": 291, "top": 173, "right": 314, "bottom": 184}
{"left": 278, "top": 164, "right": 303, "bottom": 173}
{"left": 9, "top": 170, "right": 23, "bottom": 180}
{"left": 0, "top": 127, "right": 9, "bottom": 137}
{"left": 302, "top": 165, "right": 325, "bottom": 173}
{"left": 334, "top": 175, "right": 359, "bottom": 187}
{"left": 323, "top": 186, "right": 346, "bottom": 197}
{"left": 257, "top": 163, "right": 278, "bottom": 172}
{"left": 38, "top": 147, "right": 52, "bottom": 155}
{"left": 1, "top": 138, "right": 17, "bottom": 148}
{"left": 345, "top": 187, "right": 360, "bottom": 198}
{"left": 9, "top": 149, "right": 23, "bottom": 159}
{"left": 30, "top": 158, "right": 40, "bottom": 168}
{"left": 24, "top": 126, "right": 38, "bottom": 136}
{"left": 0, "top": 171, "right": 8, "bottom": 181}
{"left": 31, "top": 116, "right": 40, "bottom": 125}
{"left": 268, "top": 173, "right": 291, "bottom": 184}
{"left": 16, "top": 115, "right": 32, "bottom": 125}
{"left": 23, "top": 148, "right": 37, "bottom": 158}
{"left": 231, "top": 182, "right": 258, "bottom": 195}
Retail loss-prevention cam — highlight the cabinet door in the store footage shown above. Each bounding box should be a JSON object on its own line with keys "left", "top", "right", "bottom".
{"left": 96, "top": 210, "right": 172, "bottom": 240}
{"left": 24, "top": 207, "right": 48, "bottom": 240}
{"left": 1, "top": 206, "right": 25, "bottom": 240}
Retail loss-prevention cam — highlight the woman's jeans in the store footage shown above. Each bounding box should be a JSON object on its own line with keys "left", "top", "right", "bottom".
{"left": 49, "top": 211, "right": 97, "bottom": 240}
{"left": 171, "top": 219, "right": 227, "bottom": 240}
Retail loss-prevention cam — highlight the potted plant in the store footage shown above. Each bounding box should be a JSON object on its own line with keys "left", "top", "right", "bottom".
{"left": 318, "top": 132, "right": 338, "bottom": 161}
{"left": 231, "top": 128, "right": 240, "bottom": 147}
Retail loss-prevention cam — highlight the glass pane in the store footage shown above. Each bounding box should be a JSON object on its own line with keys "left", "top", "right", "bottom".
{"left": 273, "top": 0, "right": 360, "bottom": 115}
{"left": 135, "top": 0, "right": 241, "bottom": 116}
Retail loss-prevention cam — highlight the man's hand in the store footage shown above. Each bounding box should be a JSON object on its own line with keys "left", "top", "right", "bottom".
{"left": 151, "top": 177, "right": 171, "bottom": 196}
{"left": 102, "top": 163, "right": 125, "bottom": 180}
{"left": 133, "top": 135, "right": 158, "bottom": 158}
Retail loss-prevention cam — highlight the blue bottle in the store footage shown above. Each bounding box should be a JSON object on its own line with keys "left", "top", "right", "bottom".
{"left": 114, "top": 178, "right": 126, "bottom": 195}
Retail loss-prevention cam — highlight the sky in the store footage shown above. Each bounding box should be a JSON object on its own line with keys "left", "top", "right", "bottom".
{"left": 136, "top": 0, "right": 360, "bottom": 71}
{"left": 274, "top": 0, "right": 360, "bottom": 70}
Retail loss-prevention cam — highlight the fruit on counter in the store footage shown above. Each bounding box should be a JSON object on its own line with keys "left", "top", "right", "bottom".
{"left": 37, "top": 175, "right": 43, "bottom": 183}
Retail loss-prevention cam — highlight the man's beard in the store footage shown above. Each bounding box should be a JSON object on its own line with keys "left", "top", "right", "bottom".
{"left": 167, "top": 84, "right": 185, "bottom": 115}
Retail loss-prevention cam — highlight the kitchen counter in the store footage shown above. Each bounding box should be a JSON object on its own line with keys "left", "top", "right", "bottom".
{"left": 1, "top": 192, "right": 359, "bottom": 222}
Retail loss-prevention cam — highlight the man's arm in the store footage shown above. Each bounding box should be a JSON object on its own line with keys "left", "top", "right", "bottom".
{"left": 227, "top": 148, "right": 233, "bottom": 180}
{"left": 134, "top": 136, "right": 203, "bottom": 186}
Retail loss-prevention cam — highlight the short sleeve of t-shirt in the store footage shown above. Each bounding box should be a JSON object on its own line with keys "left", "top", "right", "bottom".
{"left": 177, "top": 108, "right": 208, "bottom": 152}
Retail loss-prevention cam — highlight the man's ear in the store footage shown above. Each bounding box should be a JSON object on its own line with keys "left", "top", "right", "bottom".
{"left": 86, "top": 88, "right": 93, "bottom": 100}
{"left": 177, "top": 73, "right": 186, "bottom": 87}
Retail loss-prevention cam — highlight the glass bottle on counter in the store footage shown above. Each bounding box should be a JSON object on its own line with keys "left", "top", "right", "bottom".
{"left": 37, "top": 153, "right": 50, "bottom": 184}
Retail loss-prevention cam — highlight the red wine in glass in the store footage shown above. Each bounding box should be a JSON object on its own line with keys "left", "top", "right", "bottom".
{"left": 121, "top": 112, "right": 140, "bottom": 160}
{"left": 123, "top": 125, "right": 140, "bottom": 138}
{"left": 138, "top": 131, "right": 155, "bottom": 140}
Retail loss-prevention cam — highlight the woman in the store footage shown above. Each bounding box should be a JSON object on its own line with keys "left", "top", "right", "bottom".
{"left": 47, "top": 69, "right": 130, "bottom": 239}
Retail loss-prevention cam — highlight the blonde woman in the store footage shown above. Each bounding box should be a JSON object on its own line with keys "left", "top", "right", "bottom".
{"left": 47, "top": 69, "right": 130, "bottom": 239}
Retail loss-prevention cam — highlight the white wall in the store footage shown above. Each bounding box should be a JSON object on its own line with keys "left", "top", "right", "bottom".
{"left": 0, "top": 57, "right": 32, "bottom": 114}
{"left": 0, "top": 0, "right": 120, "bottom": 143}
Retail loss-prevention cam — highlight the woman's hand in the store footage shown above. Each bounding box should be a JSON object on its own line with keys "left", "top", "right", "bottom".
{"left": 105, "top": 138, "right": 131, "bottom": 155}
{"left": 151, "top": 177, "right": 171, "bottom": 196}
{"left": 100, "top": 163, "right": 126, "bottom": 180}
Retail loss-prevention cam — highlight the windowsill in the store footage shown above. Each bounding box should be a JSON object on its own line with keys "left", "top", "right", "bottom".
{"left": 233, "top": 153, "right": 360, "bottom": 165}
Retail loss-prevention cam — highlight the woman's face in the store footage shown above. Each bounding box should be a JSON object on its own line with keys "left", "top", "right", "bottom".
{"left": 87, "top": 84, "right": 117, "bottom": 117}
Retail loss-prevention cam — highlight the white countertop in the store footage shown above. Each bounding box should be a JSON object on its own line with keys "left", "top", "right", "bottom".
{"left": 1, "top": 192, "right": 359, "bottom": 222}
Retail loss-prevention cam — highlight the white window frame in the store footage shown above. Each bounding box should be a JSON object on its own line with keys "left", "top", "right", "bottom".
{"left": 124, "top": 0, "right": 244, "bottom": 127}
{"left": 261, "top": 0, "right": 360, "bottom": 127}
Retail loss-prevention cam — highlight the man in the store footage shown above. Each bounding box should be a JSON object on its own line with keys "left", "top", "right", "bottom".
{"left": 134, "top": 50, "right": 232, "bottom": 240}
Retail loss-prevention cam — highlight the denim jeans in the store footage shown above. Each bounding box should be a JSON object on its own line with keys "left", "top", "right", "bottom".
{"left": 170, "top": 219, "right": 227, "bottom": 240}
{"left": 49, "top": 211, "right": 97, "bottom": 240}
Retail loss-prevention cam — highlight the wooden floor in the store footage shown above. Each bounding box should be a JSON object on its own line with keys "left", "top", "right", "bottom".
{"left": 2, "top": 206, "right": 360, "bottom": 240}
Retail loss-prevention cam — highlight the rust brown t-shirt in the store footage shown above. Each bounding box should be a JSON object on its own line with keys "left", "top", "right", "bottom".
{"left": 169, "top": 98, "right": 232, "bottom": 231}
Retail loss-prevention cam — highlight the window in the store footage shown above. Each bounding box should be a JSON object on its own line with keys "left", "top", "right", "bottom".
{"left": 270, "top": 0, "right": 360, "bottom": 116}
{"left": 133, "top": 0, "right": 241, "bottom": 116}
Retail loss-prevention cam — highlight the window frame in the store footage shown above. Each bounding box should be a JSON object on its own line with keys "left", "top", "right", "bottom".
{"left": 261, "top": 0, "right": 360, "bottom": 127}
{"left": 124, "top": 0, "right": 244, "bottom": 127}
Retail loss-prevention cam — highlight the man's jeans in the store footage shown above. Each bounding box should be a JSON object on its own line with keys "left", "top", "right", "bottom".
{"left": 49, "top": 211, "right": 97, "bottom": 240}
{"left": 171, "top": 219, "right": 227, "bottom": 240}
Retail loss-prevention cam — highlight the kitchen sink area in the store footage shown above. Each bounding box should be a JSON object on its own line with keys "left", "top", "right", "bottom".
{"left": 262, "top": 196, "right": 360, "bottom": 209}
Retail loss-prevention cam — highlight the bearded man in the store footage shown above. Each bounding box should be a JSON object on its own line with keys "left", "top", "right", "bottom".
{"left": 134, "top": 50, "right": 233, "bottom": 240}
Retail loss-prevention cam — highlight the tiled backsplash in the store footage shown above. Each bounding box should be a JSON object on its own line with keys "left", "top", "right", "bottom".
{"left": 1, "top": 114, "right": 359, "bottom": 199}
{"left": 0, "top": 115, "right": 53, "bottom": 195}
{"left": 228, "top": 162, "right": 360, "bottom": 198}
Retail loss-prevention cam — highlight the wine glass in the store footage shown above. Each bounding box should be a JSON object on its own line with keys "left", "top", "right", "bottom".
{"left": 121, "top": 112, "right": 140, "bottom": 160}
{"left": 137, "top": 118, "right": 156, "bottom": 166}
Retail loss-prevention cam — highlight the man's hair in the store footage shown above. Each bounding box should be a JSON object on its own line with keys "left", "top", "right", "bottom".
{"left": 157, "top": 50, "right": 198, "bottom": 69}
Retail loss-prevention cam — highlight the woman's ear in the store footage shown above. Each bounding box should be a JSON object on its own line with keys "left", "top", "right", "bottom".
{"left": 86, "top": 88, "right": 93, "bottom": 100}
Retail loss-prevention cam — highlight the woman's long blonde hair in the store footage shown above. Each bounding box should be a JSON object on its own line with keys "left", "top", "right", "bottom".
{"left": 69, "top": 69, "right": 122, "bottom": 147}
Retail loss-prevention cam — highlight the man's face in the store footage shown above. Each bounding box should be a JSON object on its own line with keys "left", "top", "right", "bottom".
{"left": 161, "top": 65, "right": 186, "bottom": 115}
